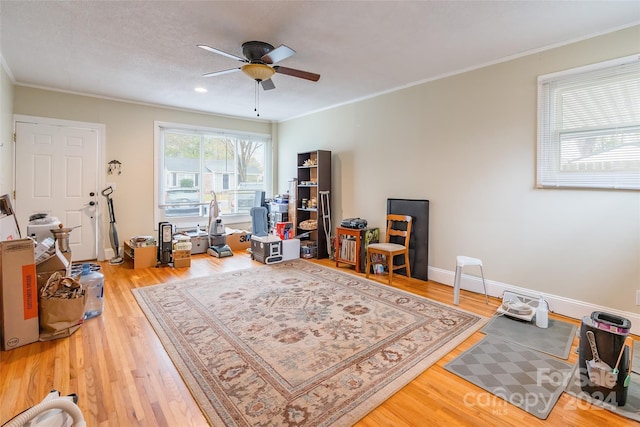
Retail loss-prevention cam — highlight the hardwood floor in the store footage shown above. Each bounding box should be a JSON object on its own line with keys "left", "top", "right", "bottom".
{"left": 0, "top": 251, "right": 635, "bottom": 426}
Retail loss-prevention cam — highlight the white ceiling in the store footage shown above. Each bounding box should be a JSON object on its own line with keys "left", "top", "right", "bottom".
{"left": 2, "top": 1, "right": 639, "bottom": 122}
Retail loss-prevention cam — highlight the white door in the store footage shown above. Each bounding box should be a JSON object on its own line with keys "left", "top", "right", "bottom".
{"left": 15, "top": 121, "right": 99, "bottom": 261}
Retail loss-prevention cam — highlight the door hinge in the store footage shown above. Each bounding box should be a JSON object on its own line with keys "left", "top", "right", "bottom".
{"left": 13, "top": 132, "right": 16, "bottom": 142}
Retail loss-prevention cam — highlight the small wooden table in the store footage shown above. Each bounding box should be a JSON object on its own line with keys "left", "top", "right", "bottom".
{"left": 335, "top": 227, "right": 379, "bottom": 273}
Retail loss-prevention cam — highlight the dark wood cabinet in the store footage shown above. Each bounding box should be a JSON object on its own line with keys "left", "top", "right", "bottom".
{"left": 296, "top": 150, "right": 331, "bottom": 259}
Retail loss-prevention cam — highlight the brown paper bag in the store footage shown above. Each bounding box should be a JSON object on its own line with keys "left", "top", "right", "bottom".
{"left": 39, "top": 272, "right": 86, "bottom": 341}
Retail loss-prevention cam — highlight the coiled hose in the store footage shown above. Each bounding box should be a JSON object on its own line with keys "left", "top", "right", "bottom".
{"left": 3, "top": 397, "right": 86, "bottom": 427}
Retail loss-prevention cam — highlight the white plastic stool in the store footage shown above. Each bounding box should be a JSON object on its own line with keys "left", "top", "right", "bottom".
{"left": 453, "top": 256, "right": 489, "bottom": 305}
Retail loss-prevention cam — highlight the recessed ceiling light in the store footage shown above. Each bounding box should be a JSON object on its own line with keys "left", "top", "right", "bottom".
{"left": 194, "top": 87, "right": 207, "bottom": 93}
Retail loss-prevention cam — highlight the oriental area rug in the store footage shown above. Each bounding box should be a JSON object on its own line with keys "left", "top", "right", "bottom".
{"left": 132, "top": 259, "right": 485, "bottom": 426}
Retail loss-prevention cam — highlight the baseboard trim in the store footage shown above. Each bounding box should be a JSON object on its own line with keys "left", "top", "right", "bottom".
{"left": 428, "top": 266, "right": 640, "bottom": 336}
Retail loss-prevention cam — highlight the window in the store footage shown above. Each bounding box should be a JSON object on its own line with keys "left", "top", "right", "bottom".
{"left": 154, "top": 122, "right": 271, "bottom": 226}
{"left": 537, "top": 55, "right": 640, "bottom": 190}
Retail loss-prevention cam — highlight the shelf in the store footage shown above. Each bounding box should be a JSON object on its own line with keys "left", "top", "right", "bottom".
{"left": 123, "top": 240, "right": 157, "bottom": 269}
{"left": 295, "top": 150, "right": 331, "bottom": 259}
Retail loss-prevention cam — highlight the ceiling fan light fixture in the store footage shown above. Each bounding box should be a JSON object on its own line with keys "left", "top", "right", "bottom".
{"left": 241, "top": 63, "right": 275, "bottom": 81}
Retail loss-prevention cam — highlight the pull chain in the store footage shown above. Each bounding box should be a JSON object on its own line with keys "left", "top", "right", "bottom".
{"left": 254, "top": 80, "right": 260, "bottom": 117}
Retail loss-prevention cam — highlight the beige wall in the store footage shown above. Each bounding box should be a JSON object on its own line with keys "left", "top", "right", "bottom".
{"left": 0, "top": 63, "right": 14, "bottom": 196}
{"left": 277, "top": 26, "right": 640, "bottom": 313}
{"left": 12, "top": 89, "right": 272, "bottom": 242}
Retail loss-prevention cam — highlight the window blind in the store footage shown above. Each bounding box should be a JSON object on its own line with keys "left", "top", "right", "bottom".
{"left": 537, "top": 55, "right": 640, "bottom": 190}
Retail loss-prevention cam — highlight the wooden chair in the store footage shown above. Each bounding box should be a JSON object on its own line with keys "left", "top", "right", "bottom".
{"left": 366, "top": 214, "right": 412, "bottom": 285}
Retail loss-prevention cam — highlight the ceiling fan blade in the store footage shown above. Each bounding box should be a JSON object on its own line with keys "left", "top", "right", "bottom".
{"left": 202, "top": 67, "right": 241, "bottom": 77}
{"left": 197, "top": 44, "right": 246, "bottom": 62}
{"left": 261, "top": 78, "right": 276, "bottom": 91}
{"left": 261, "top": 45, "right": 295, "bottom": 64}
{"left": 274, "top": 66, "right": 320, "bottom": 82}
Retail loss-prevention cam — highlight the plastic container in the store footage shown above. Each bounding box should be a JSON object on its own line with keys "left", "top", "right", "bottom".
{"left": 535, "top": 295, "right": 548, "bottom": 328}
{"left": 79, "top": 263, "right": 104, "bottom": 319}
{"left": 591, "top": 311, "right": 631, "bottom": 334}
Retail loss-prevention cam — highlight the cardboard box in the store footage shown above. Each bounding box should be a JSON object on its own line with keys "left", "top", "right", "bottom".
{"left": 1, "top": 239, "right": 39, "bottom": 350}
{"left": 226, "top": 231, "right": 252, "bottom": 251}
{"left": 173, "top": 249, "right": 191, "bottom": 259}
{"left": 173, "top": 257, "right": 191, "bottom": 268}
{"left": 275, "top": 222, "right": 294, "bottom": 240}
{"left": 173, "top": 249, "right": 191, "bottom": 268}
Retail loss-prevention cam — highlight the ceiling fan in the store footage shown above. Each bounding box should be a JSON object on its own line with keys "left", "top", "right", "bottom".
{"left": 197, "top": 41, "right": 320, "bottom": 91}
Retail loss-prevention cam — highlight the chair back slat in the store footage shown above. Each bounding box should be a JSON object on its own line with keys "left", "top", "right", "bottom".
{"left": 385, "top": 214, "right": 412, "bottom": 247}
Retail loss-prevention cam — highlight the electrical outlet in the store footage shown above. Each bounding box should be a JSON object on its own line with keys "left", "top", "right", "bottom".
{"left": 636, "top": 290, "right": 640, "bottom": 306}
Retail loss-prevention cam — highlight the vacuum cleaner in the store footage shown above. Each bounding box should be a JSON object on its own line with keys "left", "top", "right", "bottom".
{"left": 207, "top": 191, "right": 233, "bottom": 258}
{"left": 101, "top": 186, "right": 124, "bottom": 265}
{"left": 3, "top": 389, "right": 86, "bottom": 427}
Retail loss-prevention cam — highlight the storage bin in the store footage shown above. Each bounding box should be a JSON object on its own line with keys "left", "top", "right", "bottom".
{"left": 578, "top": 313, "right": 631, "bottom": 406}
{"left": 269, "top": 202, "right": 288, "bottom": 213}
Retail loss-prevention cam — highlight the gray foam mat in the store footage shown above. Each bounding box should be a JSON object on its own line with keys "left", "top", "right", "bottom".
{"left": 481, "top": 314, "right": 577, "bottom": 359}
{"left": 445, "top": 335, "right": 573, "bottom": 420}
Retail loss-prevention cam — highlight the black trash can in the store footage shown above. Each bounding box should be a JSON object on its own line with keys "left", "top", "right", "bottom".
{"left": 578, "top": 312, "right": 631, "bottom": 406}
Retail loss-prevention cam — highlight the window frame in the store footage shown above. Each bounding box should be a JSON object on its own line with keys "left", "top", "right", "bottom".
{"left": 537, "top": 54, "right": 640, "bottom": 190}
{"left": 154, "top": 121, "right": 272, "bottom": 229}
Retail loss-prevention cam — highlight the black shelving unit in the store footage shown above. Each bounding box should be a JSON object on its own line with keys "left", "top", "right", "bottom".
{"left": 296, "top": 150, "right": 331, "bottom": 259}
